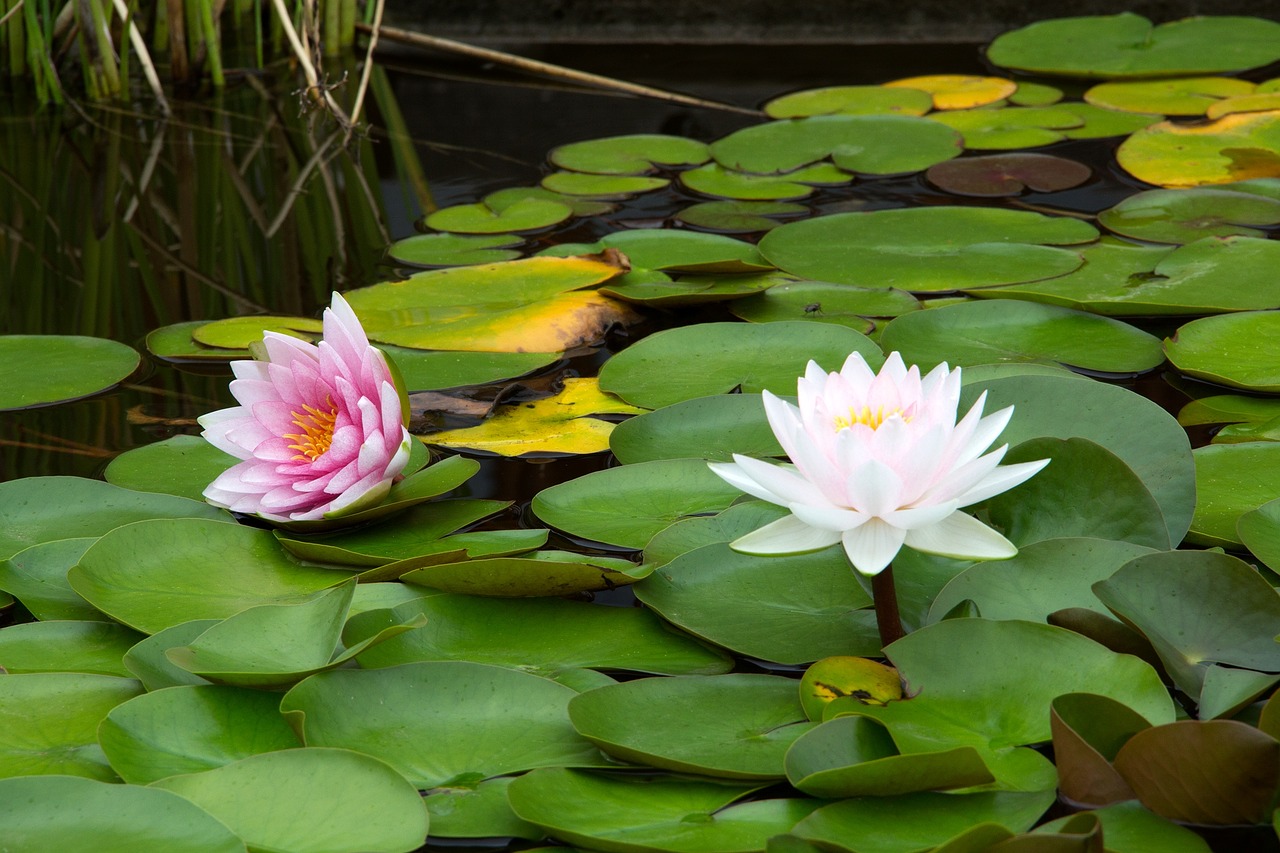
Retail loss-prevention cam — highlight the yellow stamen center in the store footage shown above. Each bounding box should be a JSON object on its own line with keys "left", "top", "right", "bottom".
{"left": 284, "top": 398, "right": 338, "bottom": 461}
{"left": 834, "top": 406, "right": 906, "bottom": 432}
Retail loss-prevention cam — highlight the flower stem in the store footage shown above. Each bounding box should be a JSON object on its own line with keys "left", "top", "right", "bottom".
{"left": 872, "top": 565, "right": 905, "bottom": 649}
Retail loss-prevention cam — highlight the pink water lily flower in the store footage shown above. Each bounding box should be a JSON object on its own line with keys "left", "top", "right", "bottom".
{"left": 709, "top": 351, "right": 1048, "bottom": 577}
{"left": 199, "top": 293, "right": 412, "bottom": 523}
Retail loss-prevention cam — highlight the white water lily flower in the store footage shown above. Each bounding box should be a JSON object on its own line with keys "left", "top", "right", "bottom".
{"left": 708, "top": 351, "right": 1048, "bottom": 576}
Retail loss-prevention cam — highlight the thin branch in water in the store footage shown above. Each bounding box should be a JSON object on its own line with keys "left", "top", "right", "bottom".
{"left": 343, "top": 0, "right": 383, "bottom": 146}
{"left": 363, "top": 23, "right": 763, "bottom": 117}
{"left": 268, "top": 0, "right": 351, "bottom": 126}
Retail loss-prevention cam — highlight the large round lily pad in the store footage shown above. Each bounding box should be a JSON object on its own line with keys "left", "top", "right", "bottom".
{"left": 758, "top": 207, "right": 1096, "bottom": 292}
{"left": 986, "top": 13, "right": 1280, "bottom": 79}
{"left": 597, "top": 321, "right": 880, "bottom": 409}
{"left": 1165, "top": 310, "right": 1280, "bottom": 391}
{"left": 880, "top": 299, "right": 1163, "bottom": 374}
{"left": 0, "top": 335, "right": 141, "bottom": 410}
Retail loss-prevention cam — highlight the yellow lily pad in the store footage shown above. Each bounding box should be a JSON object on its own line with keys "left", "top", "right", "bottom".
{"left": 1085, "top": 77, "right": 1256, "bottom": 117}
{"left": 345, "top": 254, "right": 640, "bottom": 353}
{"left": 1117, "top": 111, "right": 1280, "bottom": 187}
{"left": 191, "top": 316, "right": 323, "bottom": 349}
{"left": 882, "top": 75, "right": 1017, "bottom": 110}
{"left": 426, "top": 377, "right": 646, "bottom": 456}
{"left": 798, "top": 656, "right": 902, "bottom": 721}
{"left": 1207, "top": 93, "right": 1280, "bottom": 120}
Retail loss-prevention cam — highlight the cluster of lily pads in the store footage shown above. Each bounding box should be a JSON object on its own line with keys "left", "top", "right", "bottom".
{"left": 6, "top": 11, "right": 1280, "bottom": 853}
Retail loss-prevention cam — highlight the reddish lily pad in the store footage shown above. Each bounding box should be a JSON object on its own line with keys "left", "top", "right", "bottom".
{"left": 926, "top": 152, "right": 1091, "bottom": 197}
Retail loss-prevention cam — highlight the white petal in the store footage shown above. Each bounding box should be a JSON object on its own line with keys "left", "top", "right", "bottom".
{"left": 732, "top": 454, "right": 829, "bottom": 506}
{"left": 708, "top": 460, "right": 789, "bottom": 506}
{"left": 847, "top": 459, "right": 903, "bottom": 517}
{"left": 904, "top": 510, "right": 1018, "bottom": 561}
{"left": 953, "top": 457, "right": 1051, "bottom": 506}
{"left": 882, "top": 500, "right": 959, "bottom": 530}
{"left": 790, "top": 502, "right": 868, "bottom": 532}
{"left": 731, "top": 514, "right": 841, "bottom": 555}
{"left": 841, "top": 518, "right": 907, "bottom": 576}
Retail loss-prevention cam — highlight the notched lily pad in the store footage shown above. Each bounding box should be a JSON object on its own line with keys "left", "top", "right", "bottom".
{"left": 764, "top": 85, "right": 933, "bottom": 118}
{"left": 423, "top": 197, "right": 572, "bottom": 235}
{"left": 191, "top": 316, "right": 322, "bottom": 349}
{"left": 548, "top": 134, "right": 710, "bottom": 175}
{"left": 675, "top": 200, "right": 807, "bottom": 233}
{"left": 0, "top": 335, "right": 141, "bottom": 410}
{"left": 927, "top": 106, "right": 1085, "bottom": 150}
{"left": 680, "top": 162, "right": 851, "bottom": 200}
{"left": 926, "top": 152, "right": 1091, "bottom": 197}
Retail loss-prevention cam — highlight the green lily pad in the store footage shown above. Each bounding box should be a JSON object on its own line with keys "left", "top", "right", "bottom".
{"left": 190, "top": 315, "right": 322, "bottom": 349}
{"left": 0, "top": 620, "right": 142, "bottom": 676}
{"left": 711, "top": 114, "right": 962, "bottom": 175}
{"left": 163, "top": 580, "right": 424, "bottom": 689}
{"left": 541, "top": 229, "right": 770, "bottom": 273}
{"left": 423, "top": 775, "right": 542, "bottom": 840}
{"left": 977, "top": 236, "right": 1280, "bottom": 316}
{"left": 103, "top": 435, "right": 237, "bottom": 502}
{"left": 986, "top": 13, "right": 1280, "bottom": 79}
{"left": 1094, "top": 550, "right": 1280, "bottom": 697}
{"left": 99, "top": 684, "right": 302, "bottom": 784}
{"left": 1238, "top": 497, "right": 1280, "bottom": 573}
{"left": 345, "top": 593, "right": 731, "bottom": 675}
{"left": 122, "top": 621, "right": 218, "bottom": 692}
{"left": 151, "top": 748, "right": 430, "bottom": 853}
{"left": 531, "top": 458, "right": 745, "bottom": 549}
{"left": 387, "top": 233, "right": 524, "bottom": 267}
{"left": 1086, "top": 77, "right": 1257, "bottom": 116}
{"left": 598, "top": 321, "right": 880, "bottom": 409}
{"left": 280, "top": 661, "right": 609, "bottom": 788}
{"left": 0, "top": 335, "right": 141, "bottom": 410}
{"left": 791, "top": 791, "right": 1056, "bottom": 853}
{"left": 925, "top": 152, "right": 1091, "bottom": 197}
{"left": 425, "top": 197, "right": 572, "bottom": 234}
{"left": 927, "top": 106, "right": 1085, "bottom": 149}
{"left": 763, "top": 86, "right": 934, "bottom": 118}
{"left": 1179, "top": 394, "right": 1280, "bottom": 427}
{"left": 601, "top": 272, "right": 787, "bottom": 306}
{"left": 541, "top": 171, "right": 668, "bottom": 197}
{"left": 1009, "top": 81, "right": 1064, "bottom": 107}
{"left": 829, "top": 619, "right": 1173, "bottom": 790}
{"left": 400, "top": 549, "right": 643, "bottom": 596}
{"left": 67, "top": 518, "right": 351, "bottom": 635}
{"left": 0, "top": 775, "right": 248, "bottom": 853}
{"left": 0, "top": 537, "right": 101, "bottom": 621}
{"left": 549, "top": 134, "right": 710, "bottom": 174}
{"left": 0, "top": 672, "right": 142, "bottom": 780}
{"left": 0, "top": 476, "right": 227, "bottom": 562}
{"left": 1165, "top": 310, "right": 1280, "bottom": 391}
{"left": 758, "top": 207, "right": 1096, "bottom": 292}
{"left": 1038, "top": 801, "right": 1212, "bottom": 853}
{"left": 642, "top": 501, "right": 790, "bottom": 568}
{"left": 880, "top": 299, "right": 1163, "bottom": 373}
{"left": 146, "top": 320, "right": 250, "bottom": 361}
{"left": 1099, "top": 188, "right": 1280, "bottom": 243}
{"left": 507, "top": 768, "right": 816, "bottom": 853}
{"left": 385, "top": 346, "right": 561, "bottom": 391}
{"left": 609, "top": 394, "right": 783, "bottom": 465}
{"left": 484, "top": 185, "right": 616, "bottom": 216}
{"left": 785, "top": 716, "right": 995, "bottom": 798}
{"left": 1117, "top": 111, "right": 1280, "bottom": 187}
{"left": 675, "top": 200, "right": 806, "bottom": 233}
{"left": 1056, "top": 102, "right": 1163, "bottom": 139}
{"left": 985, "top": 437, "right": 1170, "bottom": 548}
{"left": 680, "top": 162, "right": 851, "bottom": 200}
{"left": 960, "top": 374, "right": 1195, "bottom": 545}
{"left": 634, "top": 542, "right": 881, "bottom": 663}
{"left": 730, "top": 281, "right": 917, "bottom": 330}
{"left": 568, "top": 674, "right": 812, "bottom": 779}
{"left": 1188, "top": 443, "right": 1280, "bottom": 546}
{"left": 929, "top": 537, "right": 1157, "bottom": 624}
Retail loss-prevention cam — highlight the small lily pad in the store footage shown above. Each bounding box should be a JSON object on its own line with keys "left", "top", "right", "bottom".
{"left": 400, "top": 549, "right": 642, "bottom": 596}
{"left": 1165, "top": 310, "right": 1280, "bottom": 391}
{"left": 601, "top": 271, "right": 787, "bottom": 306}
{"left": 1098, "top": 187, "right": 1280, "bottom": 243}
{"left": 675, "top": 200, "right": 806, "bottom": 233}
{"left": 1085, "top": 77, "right": 1256, "bottom": 116}
{"left": 388, "top": 233, "right": 524, "bottom": 267}
{"left": 540, "top": 171, "right": 668, "bottom": 197}
{"left": 763, "top": 86, "right": 934, "bottom": 118}
{"left": 190, "top": 315, "right": 322, "bottom": 349}
{"left": 927, "top": 106, "right": 1085, "bottom": 149}
{"left": 730, "top": 280, "right": 918, "bottom": 326}
{"left": 425, "top": 197, "right": 572, "bottom": 234}
{"left": 882, "top": 75, "right": 1017, "bottom": 110}
{"left": 146, "top": 321, "right": 250, "bottom": 361}
{"left": 0, "top": 335, "right": 141, "bottom": 410}
{"left": 548, "top": 134, "right": 710, "bottom": 174}
{"left": 986, "top": 13, "right": 1280, "bottom": 79}
{"left": 1208, "top": 92, "right": 1280, "bottom": 120}
{"left": 540, "top": 229, "right": 770, "bottom": 273}
{"left": 926, "top": 152, "right": 1091, "bottom": 197}
{"left": 680, "top": 162, "right": 851, "bottom": 200}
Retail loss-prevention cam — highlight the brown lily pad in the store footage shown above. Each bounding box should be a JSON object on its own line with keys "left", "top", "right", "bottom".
{"left": 925, "top": 153, "right": 1092, "bottom": 197}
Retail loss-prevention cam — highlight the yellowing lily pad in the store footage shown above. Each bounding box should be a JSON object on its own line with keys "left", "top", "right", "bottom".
{"left": 882, "top": 75, "right": 1017, "bottom": 110}
{"left": 763, "top": 86, "right": 933, "bottom": 118}
{"left": 987, "top": 13, "right": 1280, "bottom": 79}
{"left": 1117, "top": 111, "right": 1280, "bottom": 187}
{"left": 426, "top": 377, "right": 645, "bottom": 457}
{"left": 548, "top": 134, "right": 709, "bottom": 175}
{"left": 344, "top": 254, "right": 639, "bottom": 353}
{"left": 191, "top": 316, "right": 322, "bottom": 349}
{"left": 1208, "top": 92, "right": 1280, "bottom": 120}
{"left": 1085, "top": 77, "right": 1256, "bottom": 117}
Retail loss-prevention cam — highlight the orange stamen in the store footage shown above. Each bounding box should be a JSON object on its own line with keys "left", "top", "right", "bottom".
{"left": 284, "top": 397, "right": 338, "bottom": 461}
